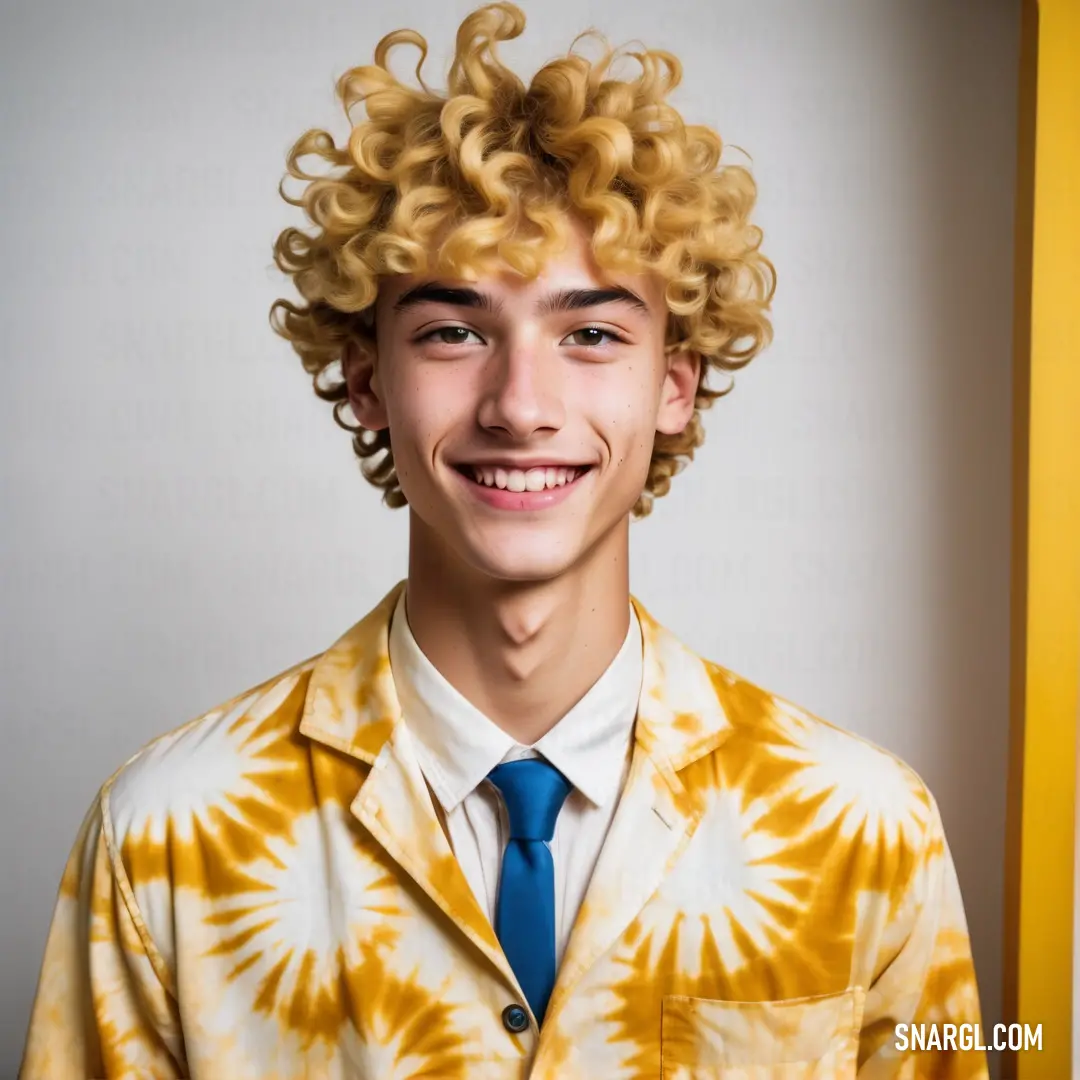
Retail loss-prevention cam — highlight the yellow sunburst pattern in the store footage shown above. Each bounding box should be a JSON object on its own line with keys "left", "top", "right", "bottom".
{"left": 21, "top": 582, "right": 987, "bottom": 1079}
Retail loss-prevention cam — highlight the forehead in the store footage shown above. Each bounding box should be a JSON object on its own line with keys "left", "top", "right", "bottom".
{"left": 377, "top": 221, "right": 665, "bottom": 312}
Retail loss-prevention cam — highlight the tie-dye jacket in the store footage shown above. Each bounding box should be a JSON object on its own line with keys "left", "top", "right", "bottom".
{"left": 21, "top": 581, "right": 987, "bottom": 1079}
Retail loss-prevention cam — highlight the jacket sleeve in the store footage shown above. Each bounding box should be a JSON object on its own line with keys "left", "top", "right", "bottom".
{"left": 857, "top": 796, "right": 988, "bottom": 1080}
{"left": 20, "top": 793, "right": 186, "bottom": 1079}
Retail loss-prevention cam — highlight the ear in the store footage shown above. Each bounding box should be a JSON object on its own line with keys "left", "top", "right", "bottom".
{"left": 655, "top": 349, "right": 702, "bottom": 435}
{"left": 341, "top": 337, "right": 389, "bottom": 431}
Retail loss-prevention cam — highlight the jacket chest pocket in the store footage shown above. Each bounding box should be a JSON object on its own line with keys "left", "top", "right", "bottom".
{"left": 659, "top": 988, "right": 864, "bottom": 1080}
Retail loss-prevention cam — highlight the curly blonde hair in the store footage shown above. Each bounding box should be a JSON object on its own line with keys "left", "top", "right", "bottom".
{"left": 270, "top": 2, "right": 774, "bottom": 519}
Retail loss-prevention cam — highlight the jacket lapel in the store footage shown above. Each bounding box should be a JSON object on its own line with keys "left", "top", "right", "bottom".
{"left": 542, "top": 745, "right": 700, "bottom": 1027}
{"left": 541, "top": 596, "right": 735, "bottom": 1029}
{"left": 351, "top": 721, "right": 515, "bottom": 982}
{"left": 299, "top": 581, "right": 519, "bottom": 990}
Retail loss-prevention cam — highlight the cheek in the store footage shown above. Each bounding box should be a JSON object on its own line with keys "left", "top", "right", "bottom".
{"left": 584, "top": 368, "right": 662, "bottom": 454}
{"left": 384, "top": 367, "right": 472, "bottom": 448}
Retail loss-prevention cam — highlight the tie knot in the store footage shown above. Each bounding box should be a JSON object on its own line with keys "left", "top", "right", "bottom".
{"left": 488, "top": 759, "right": 572, "bottom": 842}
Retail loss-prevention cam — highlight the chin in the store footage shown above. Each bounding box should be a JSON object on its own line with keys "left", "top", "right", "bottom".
{"left": 453, "top": 527, "right": 590, "bottom": 584}
{"left": 463, "top": 547, "right": 582, "bottom": 584}
{"left": 463, "top": 507, "right": 639, "bottom": 584}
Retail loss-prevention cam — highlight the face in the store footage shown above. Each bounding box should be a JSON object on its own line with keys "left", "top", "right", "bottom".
{"left": 343, "top": 218, "right": 700, "bottom": 584}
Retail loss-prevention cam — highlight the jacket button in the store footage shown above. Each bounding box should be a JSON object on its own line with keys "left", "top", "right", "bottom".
{"left": 502, "top": 1004, "right": 529, "bottom": 1033}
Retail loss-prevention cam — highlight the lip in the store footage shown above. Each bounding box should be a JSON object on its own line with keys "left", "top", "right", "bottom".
{"left": 454, "top": 460, "right": 592, "bottom": 470}
{"left": 451, "top": 464, "right": 593, "bottom": 511}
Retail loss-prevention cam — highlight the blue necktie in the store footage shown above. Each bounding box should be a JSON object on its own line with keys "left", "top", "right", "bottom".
{"left": 487, "top": 758, "right": 572, "bottom": 1024}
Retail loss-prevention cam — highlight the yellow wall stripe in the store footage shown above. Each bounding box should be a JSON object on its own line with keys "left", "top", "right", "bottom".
{"left": 1009, "top": 1, "right": 1080, "bottom": 1077}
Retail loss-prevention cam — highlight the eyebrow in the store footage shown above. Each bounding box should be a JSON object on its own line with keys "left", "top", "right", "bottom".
{"left": 391, "top": 282, "right": 651, "bottom": 317}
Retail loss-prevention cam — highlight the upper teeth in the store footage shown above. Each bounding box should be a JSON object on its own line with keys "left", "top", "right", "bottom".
{"left": 469, "top": 466, "right": 581, "bottom": 491}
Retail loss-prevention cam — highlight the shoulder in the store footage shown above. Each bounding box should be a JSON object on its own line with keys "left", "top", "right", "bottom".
{"left": 101, "top": 654, "right": 320, "bottom": 847}
{"left": 96, "top": 580, "right": 404, "bottom": 857}
{"left": 702, "top": 658, "right": 940, "bottom": 850}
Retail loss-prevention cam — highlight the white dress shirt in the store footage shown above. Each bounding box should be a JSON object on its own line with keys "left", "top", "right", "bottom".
{"left": 387, "top": 586, "right": 643, "bottom": 965}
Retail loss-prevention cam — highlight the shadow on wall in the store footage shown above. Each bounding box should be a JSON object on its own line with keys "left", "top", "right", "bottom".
{"left": 899, "top": 0, "right": 1018, "bottom": 1071}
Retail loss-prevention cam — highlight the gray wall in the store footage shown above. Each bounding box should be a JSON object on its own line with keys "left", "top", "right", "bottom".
{"left": 0, "top": 0, "right": 1018, "bottom": 1074}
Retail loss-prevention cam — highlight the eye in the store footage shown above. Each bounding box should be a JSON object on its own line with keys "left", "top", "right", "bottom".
{"left": 562, "top": 327, "right": 623, "bottom": 348}
{"left": 419, "top": 326, "right": 484, "bottom": 346}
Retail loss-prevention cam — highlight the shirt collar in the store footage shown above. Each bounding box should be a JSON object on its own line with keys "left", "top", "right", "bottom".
{"left": 387, "top": 585, "right": 642, "bottom": 813}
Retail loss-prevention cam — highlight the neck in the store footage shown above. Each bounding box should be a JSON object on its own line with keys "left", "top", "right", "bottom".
{"left": 404, "top": 512, "right": 632, "bottom": 745}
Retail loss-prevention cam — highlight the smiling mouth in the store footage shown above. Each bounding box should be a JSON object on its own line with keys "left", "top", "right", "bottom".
{"left": 454, "top": 464, "right": 593, "bottom": 492}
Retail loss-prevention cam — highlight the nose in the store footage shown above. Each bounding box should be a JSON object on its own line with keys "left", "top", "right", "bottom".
{"left": 476, "top": 334, "right": 565, "bottom": 440}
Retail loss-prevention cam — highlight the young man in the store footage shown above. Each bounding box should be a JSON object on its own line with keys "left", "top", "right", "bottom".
{"left": 21, "top": 4, "right": 987, "bottom": 1078}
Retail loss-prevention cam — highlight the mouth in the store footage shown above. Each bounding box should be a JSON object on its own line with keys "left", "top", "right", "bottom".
{"left": 453, "top": 463, "right": 594, "bottom": 493}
